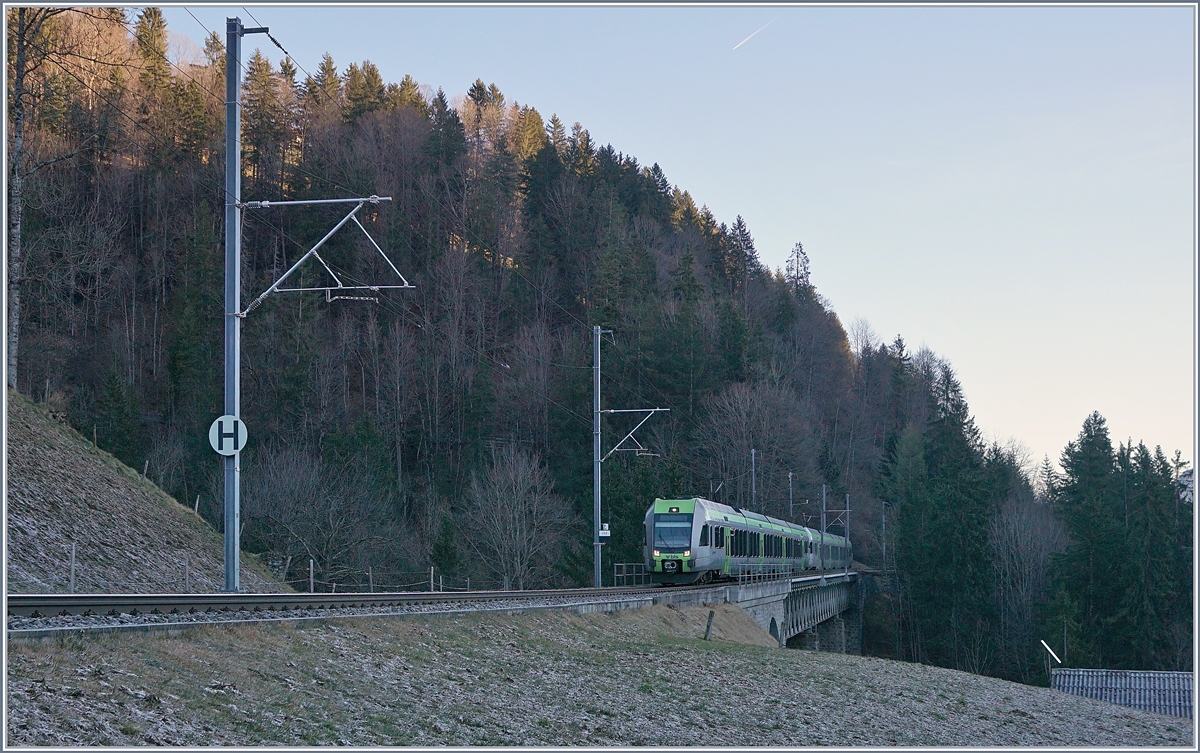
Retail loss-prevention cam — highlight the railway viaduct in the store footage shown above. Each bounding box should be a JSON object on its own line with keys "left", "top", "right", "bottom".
{"left": 653, "top": 569, "right": 877, "bottom": 653}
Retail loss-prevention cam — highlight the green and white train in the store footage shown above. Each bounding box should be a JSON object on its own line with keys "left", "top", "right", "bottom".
{"left": 643, "top": 497, "right": 852, "bottom": 585}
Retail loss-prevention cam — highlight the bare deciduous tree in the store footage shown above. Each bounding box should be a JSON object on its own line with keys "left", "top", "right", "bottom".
{"left": 698, "top": 380, "right": 821, "bottom": 519}
{"left": 241, "top": 445, "right": 406, "bottom": 589}
{"left": 989, "top": 444, "right": 1068, "bottom": 683}
{"left": 461, "top": 446, "right": 572, "bottom": 590}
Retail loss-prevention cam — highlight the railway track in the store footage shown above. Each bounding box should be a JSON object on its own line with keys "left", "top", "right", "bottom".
{"left": 5, "top": 585, "right": 672, "bottom": 619}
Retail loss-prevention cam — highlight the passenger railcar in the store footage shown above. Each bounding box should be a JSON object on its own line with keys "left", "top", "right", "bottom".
{"left": 643, "top": 497, "right": 851, "bottom": 585}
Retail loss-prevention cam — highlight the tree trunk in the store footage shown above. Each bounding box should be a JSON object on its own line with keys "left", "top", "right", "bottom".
{"left": 7, "top": 9, "right": 30, "bottom": 390}
{"left": 6, "top": 8, "right": 62, "bottom": 391}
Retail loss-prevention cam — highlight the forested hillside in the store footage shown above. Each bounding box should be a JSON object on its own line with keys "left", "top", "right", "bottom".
{"left": 7, "top": 8, "right": 1191, "bottom": 682}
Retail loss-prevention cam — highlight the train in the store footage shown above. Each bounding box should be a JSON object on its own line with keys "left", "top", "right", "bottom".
{"left": 643, "top": 497, "right": 852, "bottom": 585}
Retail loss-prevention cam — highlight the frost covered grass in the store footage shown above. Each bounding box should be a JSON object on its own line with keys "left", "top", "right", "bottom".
{"left": 6, "top": 603, "right": 1192, "bottom": 746}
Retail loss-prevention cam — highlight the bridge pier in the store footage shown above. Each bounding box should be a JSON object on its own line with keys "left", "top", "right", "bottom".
{"left": 787, "top": 615, "right": 848, "bottom": 653}
{"left": 724, "top": 571, "right": 862, "bottom": 653}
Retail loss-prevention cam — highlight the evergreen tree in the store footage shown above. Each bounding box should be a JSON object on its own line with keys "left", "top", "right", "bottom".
{"left": 94, "top": 371, "right": 146, "bottom": 469}
{"left": 426, "top": 88, "right": 466, "bottom": 166}
{"left": 133, "top": 7, "right": 169, "bottom": 92}
{"left": 384, "top": 74, "right": 427, "bottom": 116}
{"left": 732, "top": 215, "right": 760, "bottom": 278}
{"left": 546, "top": 114, "right": 567, "bottom": 158}
{"left": 242, "top": 50, "right": 286, "bottom": 190}
{"left": 509, "top": 105, "right": 546, "bottom": 163}
{"left": 203, "top": 30, "right": 224, "bottom": 75}
{"left": 303, "top": 53, "right": 342, "bottom": 109}
{"left": 279, "top": 57, "right": 298, "bottom": 87}
{"left": 785, "top": 241, "right": 811, "bottom": 297}
{"left": 1051, "top": 412, "right": 1121, "bottom": 667}
{"left": 568, "top": 122, "right": 595, "bottom": 176}
{"left": 343, "top": 60, "right": 385, "bottom": 121}
{"left": 885, "top": 364, "right": 995, "bottom": 673}
{"left": 467, "top": 78, "right": 489, "bottom": 108}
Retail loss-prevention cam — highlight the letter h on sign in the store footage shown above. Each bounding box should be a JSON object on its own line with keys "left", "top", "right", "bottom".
{"left": 208, "top": 414, "right": 248, "bottom": 457}
{"left": 218, "top": 419, "right": 239, "bottom": 452}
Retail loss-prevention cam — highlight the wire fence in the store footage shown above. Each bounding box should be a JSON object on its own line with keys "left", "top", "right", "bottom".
{"left": 9, "top": 544, "right": 478, "bottom": 595}
{"left": 280, "top": 564, "right": 476, "bottom": 594}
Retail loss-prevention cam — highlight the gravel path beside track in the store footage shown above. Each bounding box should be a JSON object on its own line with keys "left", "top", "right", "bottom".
{"left": 6, "top": 592, "right": 650, "bottom": 634}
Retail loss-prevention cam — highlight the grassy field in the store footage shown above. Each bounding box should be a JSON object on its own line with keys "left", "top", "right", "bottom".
{"left": 6, "top": 603, "right": 1191, "bottom": 747}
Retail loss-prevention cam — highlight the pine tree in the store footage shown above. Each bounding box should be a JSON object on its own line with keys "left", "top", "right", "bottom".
{"left": 94, "top": 371, "right": 146, "bottom": 469}
{"left": 546, "top": 114, "right": 567, "bottom": 159}
{"left": 303, "top": 53, "right": 342, "bottom": 110}
{"left": 568, "top": 122, "right": 595, "bottom": 176}
{"left": 467, "top": 78, "right": 489, "bottom": 108}
{"left": 487, "top": 82, "right": 505, "bottom": 108}
{"left": 785, "top": 241, "right": 811, "bottom": 297}
{"left": 203, "top": 30, "right": 224, "bottom": 75}
{"left": 1112, "top": 442, "right": 1191, "bottom": 669}
{"left": 426, "top": 88, "right": 466, "bottom": 166}
{"left": 1051, "top": 412, "right": 1121, "bottom": 667}
{"left": 732, "top": 216, "right": 760, "bottom": 278}
{"left": 279, "top": 57, "right": 297, "bottom": 87}
{"left": 885, "top": 365, "right": 994, "bottom": 672}
{"left": 242, "top": 50, "right": 286, "bottom": 189}
{"left": 384, "top": 74, "right": 427, "bottom": 116}
{"left": 133, "top": 7, "right": 169, "bottom": 92}
{"left": 509, "top": 105, "right": 546, "bottom": 163}
{"left": 343, "top": 60, "right": 385, "bottom": 121}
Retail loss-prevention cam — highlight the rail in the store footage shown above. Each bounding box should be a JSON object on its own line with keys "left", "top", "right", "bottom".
{"left": 5, "top": 585, "right": 670, "bottom": 619}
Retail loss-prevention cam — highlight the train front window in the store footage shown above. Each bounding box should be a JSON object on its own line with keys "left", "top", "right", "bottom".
{"left": 653, "top": 513, "right": 693, "bottom": 550}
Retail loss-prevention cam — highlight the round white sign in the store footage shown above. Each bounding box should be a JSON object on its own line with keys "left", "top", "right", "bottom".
{"left": 208, "top": 415, "right": 248, "bottom": 456}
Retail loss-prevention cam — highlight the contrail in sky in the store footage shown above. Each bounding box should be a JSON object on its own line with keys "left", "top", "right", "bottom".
{"left": 733, "top": 20, "right": 774, "bottom": 50}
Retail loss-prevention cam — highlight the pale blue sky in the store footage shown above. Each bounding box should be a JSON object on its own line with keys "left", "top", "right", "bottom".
{"left": 159, "top": 4, "right": 1196, "bottom": 471}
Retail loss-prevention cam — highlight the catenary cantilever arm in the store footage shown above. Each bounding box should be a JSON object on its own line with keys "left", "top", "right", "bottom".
{"left": 600, "top": 408, "right": 669, "bottom": 462}
{"left": 239, "top": 202, "right": 365, "bottom": 317}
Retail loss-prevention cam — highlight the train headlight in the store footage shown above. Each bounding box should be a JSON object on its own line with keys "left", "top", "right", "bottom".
{"left": 684, "top": 549, "right": 691, "bottom": 558}
{"left": 652, "top": 549, "right": 660, "bottom": 557}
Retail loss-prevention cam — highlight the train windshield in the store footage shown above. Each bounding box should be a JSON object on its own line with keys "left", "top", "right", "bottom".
{"left": 653, "top": 513, "right": 693, "bottom": 549}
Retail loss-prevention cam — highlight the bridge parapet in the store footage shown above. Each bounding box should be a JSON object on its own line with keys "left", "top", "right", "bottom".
{"left": 723, "top": 571, "right": 859, "bottom": 649}
{"left": 643, "top": 571, "right": 864, "bottom": 651}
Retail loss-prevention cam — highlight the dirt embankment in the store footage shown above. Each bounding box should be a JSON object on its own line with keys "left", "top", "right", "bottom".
{"left": 5, "top": 603, "right": 1191, "bottom": 747}
{"left": 5, "top": 389, "right": 278, "bottom": 593}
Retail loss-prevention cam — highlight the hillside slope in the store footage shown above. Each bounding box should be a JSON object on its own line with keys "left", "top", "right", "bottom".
{"left": 5, "top": 390, "right": 278, "bottom": 593}
{"left": 5, "top": 604, "right": 1190, "bottom": 746}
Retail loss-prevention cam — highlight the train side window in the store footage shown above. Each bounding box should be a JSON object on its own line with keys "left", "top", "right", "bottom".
{"left": 717, "top": 527, "right": 725, "bottom": 548}
{"left": 700, "top": 525, "right": 709, "bottom": 547}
